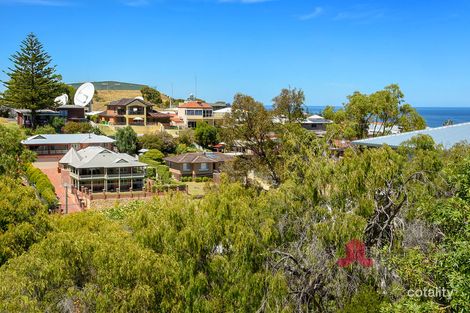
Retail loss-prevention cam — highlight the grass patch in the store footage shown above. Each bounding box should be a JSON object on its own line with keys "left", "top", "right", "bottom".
{"left": 186, "top": 182, "right": 209, "bottom": 197}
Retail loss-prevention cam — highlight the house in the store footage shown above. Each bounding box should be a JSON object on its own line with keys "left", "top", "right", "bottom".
{"left": 301, "top": 114, "right": 332, "bottom": 136}
{"left": 98, "top": 98, "right": 170, "bottom": 126}
{"left": 164, "top": 152, "right": 234, "bottom": 180}
{"left": 368, "top": 122, "right": 401, "bottom": 137}
{"left": 352, "top": 122, "right": 470, "bottom": 149}
{"left": 177, "top": 101, "right": 216, "bottom": 128}
{"left": 21, "top": 133, "right": 115, "bottom": 156}
{"left": 57, "top": 105, "right": 86, "bottom": 122}
{"left": 59, "top": 146, "right": 147, "bottom": 193}
{"left": 14, "top": 109, "right": 60, "bottom": 128}
{"left": 210, "top": 101, "right": 230, "bottom": 111}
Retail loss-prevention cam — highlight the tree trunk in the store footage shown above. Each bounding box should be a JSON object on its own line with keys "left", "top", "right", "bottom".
{"left": 31, "top": 110, "right": 37, "bottom": 129}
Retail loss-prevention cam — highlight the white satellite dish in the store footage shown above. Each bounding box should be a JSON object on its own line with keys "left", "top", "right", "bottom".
{"left": 74, "top": 82, "right": 95, "bottom": 107}
{"left": 54, "top": 94, "right": 69, "bottom": 106}
{"left": 134, "top": 96, "right": 144, "bottom": 101}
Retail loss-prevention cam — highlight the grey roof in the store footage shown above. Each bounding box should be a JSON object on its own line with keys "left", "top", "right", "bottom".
{"left": 59, "top": 147, "right": 82, "bottom": 164}
{"left": 58, "top": 105, "right": 85, "bottom": 109}
{"left": 14, "top": 109, "right": 59, "bottom": 114}
{"left": 164, "top": 152, "right": 234, "bottom": 164}
{"left": 352, "top": 122, "right": 470, "bottom": 149}
{"left": 301, "top": 114, "right": 332, "bottom": 124}
{"left": 22, "top": 133, "right": 115, "bottom": 146}
{"left": 63, "top": 146, "right": 147, "bottom": 169}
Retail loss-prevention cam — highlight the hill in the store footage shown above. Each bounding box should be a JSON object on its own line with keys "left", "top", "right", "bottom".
{"left": 69, "top": 81, "right": 171, "bottom": 112}
{"left": 70, "top": 81, "right": 147, "bottom": 91}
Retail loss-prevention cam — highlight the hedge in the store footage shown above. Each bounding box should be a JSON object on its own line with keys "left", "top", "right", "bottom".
{"left": 25, "top": 165, "right": 58, "bottom": 209}
{"left": 181, "top": 176, "right": 212, "bottom": 183}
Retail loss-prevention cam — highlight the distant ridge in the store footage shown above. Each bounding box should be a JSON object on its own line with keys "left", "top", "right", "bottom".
{"left": 69, "top": 81, "right": 147, "bottom": 91}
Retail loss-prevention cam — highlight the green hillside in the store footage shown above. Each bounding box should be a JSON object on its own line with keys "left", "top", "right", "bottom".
{"left": 70, "top": 81, "right": 147, "bottom": 91}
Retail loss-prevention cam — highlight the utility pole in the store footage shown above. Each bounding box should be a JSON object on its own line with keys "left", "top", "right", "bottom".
{"left": 65, "top": 185, "right": 68, "bottom": 214}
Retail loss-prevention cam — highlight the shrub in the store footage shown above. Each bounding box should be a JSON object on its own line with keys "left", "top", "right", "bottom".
{"left": 33, "top": 125, "right": 56, "bottom": 135}
{"left": 25, "top": 165, "right": 58, "bottom": 209}
{"left": 141, "top": 149, "right": 164, "bottom": 164}
{"left": 139, "top": 132, "right": 176, "bottom": 154}
{"left": 63, "top": 121, "right": 93, "bottom": 134}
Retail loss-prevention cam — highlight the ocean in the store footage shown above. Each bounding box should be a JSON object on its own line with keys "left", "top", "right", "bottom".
{"left": 299, "top": 106, "right": 470, "bottom": 128}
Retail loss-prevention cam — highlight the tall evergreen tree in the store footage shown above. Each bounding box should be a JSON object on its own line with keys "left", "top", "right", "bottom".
{"left": 2, "top": 33, "right": 62, "bottom": 128}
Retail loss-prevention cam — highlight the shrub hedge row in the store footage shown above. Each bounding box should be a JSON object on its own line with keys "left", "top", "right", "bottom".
{"left": 181, "top": 176, "right": 212, "bottom": 183}
{"left": 25, "top": 165, "right": 58, "bottom": 209}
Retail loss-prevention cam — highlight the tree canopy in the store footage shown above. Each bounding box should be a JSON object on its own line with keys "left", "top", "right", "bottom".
{"left": 140, "top": 86, "right": 163, "bottom": 106}
{"left": 115, "top": 126, "right": 138, "bottom": 155}
{"left": 272, "top": 87, "right": 305, "bottom": 123}
{"left": 323, "top": 84, "right": 426, "bottom": 140}
{"left": 1, "top": 33, "right": 62, "bottom": 128}
{"left": 194, "top": 122, "right": 218, "bottom": 148}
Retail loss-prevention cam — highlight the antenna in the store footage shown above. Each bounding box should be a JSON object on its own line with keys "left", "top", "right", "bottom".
{"left": 195, "top": 75, "right": 198, "bottom": 99}
{"left": 170, "top": 83, "right": 174, "bottom": 108}
{"left": 54, "top": 94, "right": 69, "bottom": 106}
{"left": 74, "top": 82, "right": 95, "bottom": 107}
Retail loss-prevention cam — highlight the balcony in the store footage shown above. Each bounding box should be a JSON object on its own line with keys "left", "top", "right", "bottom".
{"left": 70, "top": 172, "right": 145, "bottom": 180}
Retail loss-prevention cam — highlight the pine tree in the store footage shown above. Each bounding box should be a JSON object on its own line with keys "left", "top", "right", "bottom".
{"left": 2, "top": 33, "right": 62, "bottom": 128}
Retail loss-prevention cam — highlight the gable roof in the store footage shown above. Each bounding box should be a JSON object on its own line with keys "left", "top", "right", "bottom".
{"left": 63, "top": 146, "right": 147, "bottom": 169}
{"left": 59, "top": 147, "right": 82, "bottom": 164}
{"left": 178, "top": 101, "right": 212, "bottom": 109}
{"left": 22, "top": 133, "right": 115, "bottom": 145}
{"left": 164, "top": 152, "right": 234, "bottom": 164}
{"left": 352, "top": 122, "right": 470, "bottom": 149}
{"left": 108, "top": 98, "right": 153, "bottom": 107}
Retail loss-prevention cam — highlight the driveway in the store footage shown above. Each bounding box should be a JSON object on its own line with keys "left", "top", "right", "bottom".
{"left": 33, "top": 161, "right": 82, "bottom": 214}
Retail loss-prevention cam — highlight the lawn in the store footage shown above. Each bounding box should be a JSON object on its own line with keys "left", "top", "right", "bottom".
{"left": 186, "top": 182, "right": 209, "bottom": 197}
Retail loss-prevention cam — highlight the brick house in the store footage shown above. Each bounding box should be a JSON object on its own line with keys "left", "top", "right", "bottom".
{"left": 98, "top": 98, "right": 170, "bottom": 126}
{"left": 21, "top": 133, "right": 115, "bottom": 156}
{"left": 164, "top": 152, "right": 234, "bottom": 180}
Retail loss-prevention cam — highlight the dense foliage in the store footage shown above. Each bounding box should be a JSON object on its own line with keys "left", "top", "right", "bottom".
{"left": 0, "top": 124, "right": 35, "bottom": 177}
{"left": 0, "top": 83, "right": 468, "bottom": 312}
{"left": 25, "top": 165, "right": 58, "bottom": 210}
{"left": 322, "top": 84, "right": 426, "bottom": 140}
{"left": 194, "top": 122, "right": 218, "bottom": 148}
{"left": 140, "top": 86, "right": 163, "bottom": 105}
{"left": 115, "top": 126, "right": 138, "bottom": 155}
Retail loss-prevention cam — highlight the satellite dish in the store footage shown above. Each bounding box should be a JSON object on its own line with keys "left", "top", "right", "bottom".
{"left": 135, "top": 96, "right": 144, "bottom": 101}
{"left": 74, "top": 82, "right": 95, "bottom": 107}
{"left": 54, "top": 94, "right": 69, "bottom": 106}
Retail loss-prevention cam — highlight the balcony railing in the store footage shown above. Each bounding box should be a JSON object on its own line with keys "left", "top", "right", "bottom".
{"left": 70, "top": 172, "right": 145, "bottom": 180}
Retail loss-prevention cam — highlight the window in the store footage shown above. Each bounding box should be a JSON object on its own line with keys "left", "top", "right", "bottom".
{"left": 200, "top": 163, "right": 209, "bottom": 171}
{"left": 188, "top": 121, "right": 197, "bottom": 128}
{"left": 183, "top": 163, "right": 191, "bottom": 171}
{"left": 186, "top": 110, "right": 195, "bottom": 116}
{"left": 203, "top": 110, "right": 213, "bottom": 117}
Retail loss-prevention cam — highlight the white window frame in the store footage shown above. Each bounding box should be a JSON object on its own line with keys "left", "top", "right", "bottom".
{"left": 183, "top": 163, "right": 191, "bottom": 171}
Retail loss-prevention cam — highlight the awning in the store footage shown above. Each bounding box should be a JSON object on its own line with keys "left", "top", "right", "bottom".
{"left": 133, "top": 117, "right": 143, "bottom": 121}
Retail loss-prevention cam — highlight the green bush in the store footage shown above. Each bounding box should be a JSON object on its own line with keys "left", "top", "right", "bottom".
{"left": 25, "top": 165, "right": 58, "bottom": 209}
{"left": 33, "top": 125, "right": 56, "bottom": 135}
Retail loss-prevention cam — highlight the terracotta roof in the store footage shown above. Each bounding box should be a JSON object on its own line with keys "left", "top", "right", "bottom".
{"left": 148, "top": 112, "right": 170, "bottom": 118}
{"left": 178, "top": 101, "right": 212, "bottom": 109}
{"left": 108, "top": 98, "right": 153, "bottom": 107}
{"left": 164, "top": 152, "right": 234, "bottom": 164}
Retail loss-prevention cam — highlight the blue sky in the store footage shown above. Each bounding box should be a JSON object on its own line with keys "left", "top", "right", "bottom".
{"left": 1, "top": 0, "right": 470, "bottom": 107}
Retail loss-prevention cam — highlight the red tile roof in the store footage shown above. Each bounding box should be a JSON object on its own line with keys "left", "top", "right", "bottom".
{"left": 178, "top": 101, "right": 212, "bottom": 109}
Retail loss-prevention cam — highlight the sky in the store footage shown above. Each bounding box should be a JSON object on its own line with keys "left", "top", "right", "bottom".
{"left": 1, "top": 0, "right": 470, "bottom": 107}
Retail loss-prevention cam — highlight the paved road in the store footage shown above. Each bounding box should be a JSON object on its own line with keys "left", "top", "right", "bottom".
{"left": 33, "top": 161, "right": 82, "bottom": 214}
